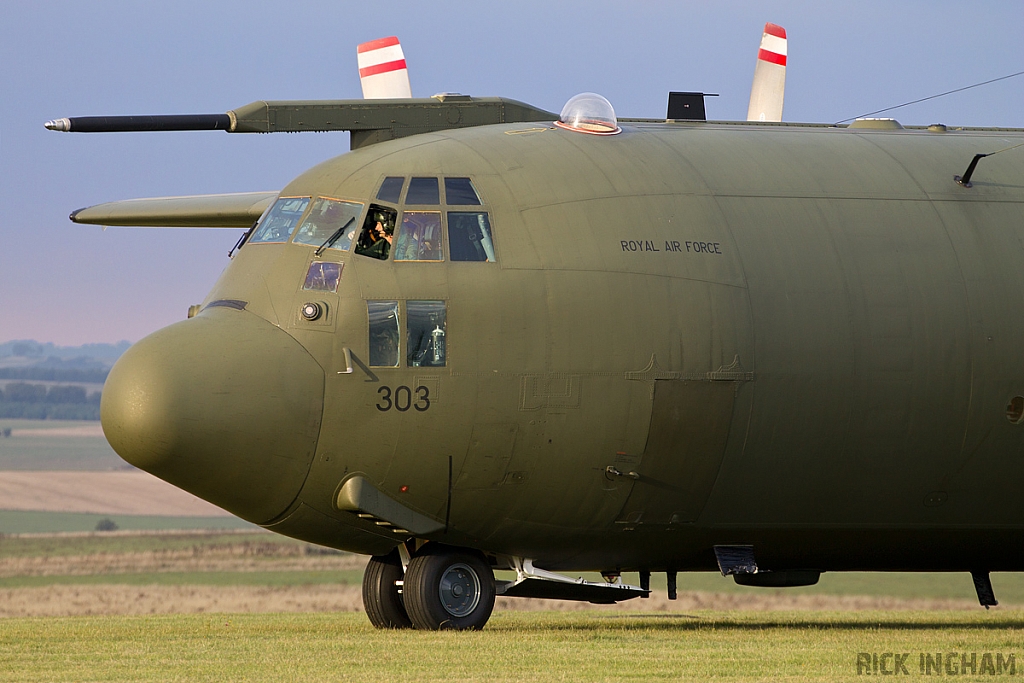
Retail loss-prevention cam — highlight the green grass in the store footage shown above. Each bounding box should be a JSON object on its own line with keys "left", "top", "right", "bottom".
{"left": 0, "top": 510, "right": 255, "bottom": 534}
{"left": 650, "top": 571, "right": 1024, "bottom": 604}
{"left": 2, "top": 611, "right": 1024, "bottom": 682}
{"left": 490, "top": 570, "right": 1024, "bottom": 605}
{"left": 0, "top": 569, "right": 365, "bottom": 589}
{"left": 4, "top": 530, "right": 1024, "bottom": 603}
{"left": 0, "top": 530, "right": 290, "bottom": 558}
{"left": 0, "top": 419, "right": 99, "bottom": 431}
{"left": 0, "top": 418, "right": 121, "bottom": 470}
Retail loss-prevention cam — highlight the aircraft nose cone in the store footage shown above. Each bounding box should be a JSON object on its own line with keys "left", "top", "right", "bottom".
{"left": 101, "top": 308, "right": 325, "bottom": 524}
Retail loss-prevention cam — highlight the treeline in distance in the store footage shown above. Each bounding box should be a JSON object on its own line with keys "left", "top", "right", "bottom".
{"left": 0, "top": 383, "right": 101, "bottom": 420}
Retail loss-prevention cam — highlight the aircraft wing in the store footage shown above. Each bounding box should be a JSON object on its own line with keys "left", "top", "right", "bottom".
{"left": 46, "top": 97, "right": 557, "bottom": 150}
{"left": 69, "top": 191, "right": 278, "bottom": 228}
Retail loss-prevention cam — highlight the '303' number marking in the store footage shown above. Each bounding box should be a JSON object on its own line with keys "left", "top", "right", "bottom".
{"left": 377, "top": 385, "right": 430, "bottom": 412}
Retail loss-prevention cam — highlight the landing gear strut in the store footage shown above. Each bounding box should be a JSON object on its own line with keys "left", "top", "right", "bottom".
{"left": 403, "top": 543, "right": 495, "bottom": 630}
{"left": 362, "top": 548, "right": 412, "bottom": 629}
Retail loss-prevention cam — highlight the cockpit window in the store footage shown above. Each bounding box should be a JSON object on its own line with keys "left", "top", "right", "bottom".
{"left": 448, "top": 212, "right": 495, "bottom": 261}
{"left": 407, "top": 301, "right": 446, "bottom": 367}
{"left": 249, "top": 197, "right": 310, "bottom": 244}
{"left": 406, "top": 177, "right": 440, "bottom": 205}
{"left": 376, "top": 176, "right": 405, "bottom": 203}
{"left": 394, "top": 212, "right": 443, "bottom": 261}
{"left": 444, "top": 178, "right": 481, "bottom": 205}
{"left": 292, "top": 198, "right": 363, "bottom": 250}
{"left": 354, "top": 205, "right": 398, "bottom": 260}
{"left": 303, "top": 261, "right": 343, "bottom": 292}
{"left": 367, "top": 301, "right": 400, "bottom": 367}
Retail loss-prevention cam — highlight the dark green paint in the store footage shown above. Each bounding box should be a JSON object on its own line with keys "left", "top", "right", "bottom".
{"left": 96, "top": 118, "right": 1024, "bottom": 576}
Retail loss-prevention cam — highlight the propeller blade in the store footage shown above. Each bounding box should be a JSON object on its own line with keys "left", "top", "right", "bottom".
{"left": 357, "top": 36, "right": 412, "bottom": 99}
{"left": 747, "top": 22, "right": 787, "bottom": 122}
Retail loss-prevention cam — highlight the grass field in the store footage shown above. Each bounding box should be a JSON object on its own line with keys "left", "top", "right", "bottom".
{"left": 4, "top": 531, "right": 1024, "bottom": 603}
{"left": 0, "top": 530, "right": 285, "bottom": 557}
{"left": 0, "top": 419, "right": 101, "bottom": 431}
{"left": 0, "top": 510, "right": 253, "bottom": 534}
{"left": 2, "top": 422, "right": 1023, "bottom": 681}
{"left": 3, "top": 611, "right": 1024, "bottom": 682}
{"left": 0, "top": 569, "right": 366, "bottom": 589}
{"left": 0, "top": 419, "right": 122, "bottom": 471}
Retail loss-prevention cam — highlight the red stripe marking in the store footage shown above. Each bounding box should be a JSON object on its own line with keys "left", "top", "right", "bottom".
{"left": 758, "top": 49, "right": 787, "bottom": 66}
{"left": 764, "top": 23, "right": 786, "bottom": 39}
{"left": 357, "top": 36, "right": 400, "bottom": 53}
{"left": 359, "top": 59, "right": 408, "bottom": 78}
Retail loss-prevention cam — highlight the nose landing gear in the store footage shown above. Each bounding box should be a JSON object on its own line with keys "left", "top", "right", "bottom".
{"left": 362, "top": 543, "right": 496, "bottom": 631}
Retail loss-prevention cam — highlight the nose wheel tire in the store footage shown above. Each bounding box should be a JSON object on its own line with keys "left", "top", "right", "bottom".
{"left": 403, "top": 544, "right": 495, "bottom": 630}
{"left": 362, "top": 548, "right": 412, "bottom": 629}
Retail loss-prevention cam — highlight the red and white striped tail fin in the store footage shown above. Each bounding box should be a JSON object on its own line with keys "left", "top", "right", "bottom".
{"left": 747, "top": 23, "right": 787, "bottom": 122}
{"left": 357, "top": 36, "right": 412, "bottom": 99}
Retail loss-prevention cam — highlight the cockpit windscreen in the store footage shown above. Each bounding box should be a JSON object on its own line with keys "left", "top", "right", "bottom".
{"left": 292, "top": 198, "right": 363, "bottom": 250}
{"left": 249, "top": 197, "right": 310, "bottom": 244}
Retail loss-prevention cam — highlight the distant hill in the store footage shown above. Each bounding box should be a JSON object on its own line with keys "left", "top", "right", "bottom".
{"left": 0, "top": 340, "right": 131, "bottom": 366}
{"left": 0, "top": 340, "right": 131, "bottom": 419}
{"left": 0, "top": 340, "right": 131, "bottom": 380}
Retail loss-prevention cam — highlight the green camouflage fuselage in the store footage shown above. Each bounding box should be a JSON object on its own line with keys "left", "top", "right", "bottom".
{"left": 102, "top": 120, "right": 1024, "bottom": 573}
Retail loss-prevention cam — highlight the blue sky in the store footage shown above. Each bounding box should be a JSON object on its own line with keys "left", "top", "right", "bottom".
{"left": 1, "top": 0, "right": 1021, "bottom": 345}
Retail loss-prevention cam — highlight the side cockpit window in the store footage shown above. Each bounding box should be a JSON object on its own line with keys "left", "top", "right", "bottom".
{"left": 444, "top": 178, "right": 481, "bottom": 205}
{"left": 407, "top": 301, "right": 446, "bottom": 367}
{"left": 367, "top": 301, "right": 400, "bottom": 367}
{"left": 354, "top": 205, "right": 398, "bottom": 260}
{"left": 367, "top": 300, "right": 446, "bottom": 368}
{"left": 355, "top": 176, "right": 495, "bottom": 262}
{"left": 395, "top": 212, "right": 442, "bottom": 261}
{"left": 292, "top": 198, "right": 362, "bottom": 250}
{"left": 376, "top": 177, "right": 405, "bottom": 203}
{"left": 448, "top": 212, "right": 495, "bottom": 262}
{"left": 406, "top": 177, "right": 440, "bottom": 205}
{"left": 249, "top": 197, "right": 310, "bottom": 244}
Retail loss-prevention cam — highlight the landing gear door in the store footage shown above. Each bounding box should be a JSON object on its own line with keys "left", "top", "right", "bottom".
{"left": 617, "top": 380, "right": 736, "bottom": 525}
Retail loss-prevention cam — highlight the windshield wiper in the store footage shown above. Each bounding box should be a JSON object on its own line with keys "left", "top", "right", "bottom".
{"left": 314, "top": 217, "right": 356, "bottom": 257}
{"left": 228, "top": 221, "right": 258, "bottom": 258}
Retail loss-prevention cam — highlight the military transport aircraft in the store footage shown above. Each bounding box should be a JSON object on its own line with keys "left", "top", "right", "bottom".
{"left": 46, "top": 27, "right": 1024, "bottom": 629}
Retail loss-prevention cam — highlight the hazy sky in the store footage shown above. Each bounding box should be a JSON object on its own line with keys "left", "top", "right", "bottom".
{"left": 1, "top": 1, "right": 1021, "bottom": 345}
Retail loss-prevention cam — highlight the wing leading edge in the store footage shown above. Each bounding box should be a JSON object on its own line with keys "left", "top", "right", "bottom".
{"left": 70, "top": 191, "right": 278, "bottom": 228}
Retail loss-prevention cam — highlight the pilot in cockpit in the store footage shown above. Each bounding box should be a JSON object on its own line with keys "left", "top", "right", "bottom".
{"left": 355, "top": 208, "right": 395, "bottom": 260}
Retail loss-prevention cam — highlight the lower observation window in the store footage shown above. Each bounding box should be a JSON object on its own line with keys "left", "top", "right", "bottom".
{"left": 367, "top": 301, "right": 400, "bottom": 367}
{"left": 407, "top": 300, "right": 446, "bottom": 367}
{"left": 448, "top": 212, "right": 495, "bottom": 261}
{"left": 303, "top": 262, "right": 343, "bottom": 292}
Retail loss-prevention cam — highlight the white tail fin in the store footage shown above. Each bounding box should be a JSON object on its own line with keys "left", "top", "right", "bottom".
{"left": 357, "top": 37, "right": 412, "bottom": 99}
{"left": 747, "top": 23, "right": 787, "bottom": 122}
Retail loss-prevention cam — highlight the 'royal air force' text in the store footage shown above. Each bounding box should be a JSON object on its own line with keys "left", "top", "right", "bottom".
{"left": 620, "top": 240, "right": 722, "bottom": 255}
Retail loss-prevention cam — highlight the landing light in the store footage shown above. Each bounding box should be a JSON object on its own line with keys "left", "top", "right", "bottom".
{"left": 555, "top": 93, "right": 621, "bottom": 135}
{"left": 300, "top": 302, "right": 323, "bottom": 321}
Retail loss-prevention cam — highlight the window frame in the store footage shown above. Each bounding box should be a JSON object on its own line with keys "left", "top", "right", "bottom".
{"left": 382, "top": 176, "right": 498, "bottom": 264}
{"left": 290, "top": 196, "right": 367, "bottom": 251}
{"left": 248, "top": 196, "right": 312, "bottom": 245}
{"left": 364, "top": 299, "right": 450, "bottom": 369}
{"left": 393, "top": 210, "right": 444, "bottom": 262}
